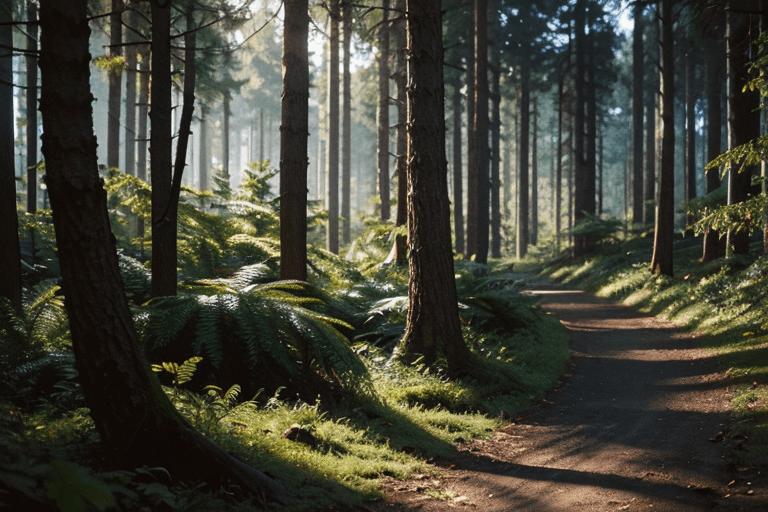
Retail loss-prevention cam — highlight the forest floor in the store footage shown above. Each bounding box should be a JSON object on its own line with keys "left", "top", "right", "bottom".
{"left": 371, "top": 284, "right": 767, "bottom": 511}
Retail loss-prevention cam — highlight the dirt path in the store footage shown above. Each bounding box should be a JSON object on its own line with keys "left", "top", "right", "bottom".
{"left": 373, "top": 287, "right": 766, "bottom": 511}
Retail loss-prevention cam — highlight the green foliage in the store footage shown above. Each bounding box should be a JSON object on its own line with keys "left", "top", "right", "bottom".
{"left": 571, "top": 214, "right": 623, "bottom": 244}
{"left": 142, "top": 281, "right": 371, "bottom": 399}
{"left": 693, "top": 193, "right": 768, "bottom": 238}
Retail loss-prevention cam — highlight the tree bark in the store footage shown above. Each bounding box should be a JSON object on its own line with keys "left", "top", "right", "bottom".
{"left": 280, "top": 0, "right": 309, "bottom": 281}
{"left": 490, "top": 66, "right": 501, "bottom": 258}
{"left": 531, "top": 96, "right": 538, "bottom": 247}
{"left": 452, "top": 85, "right": 464, "bottom": 256}
{"left": 465, "top": 12, "right": 477, "bottom": 259}
{"left": 394, "top": 0, "right": 407, "bottom": 265}
{"left": 516, "top": 53, "right": 530, "bottom": 259}
{"left": 124, "top": 7, "right": 138, "bottom": 176}
{"left": 726, "top": 0, "right": 760, "bottom": 257}
{"left": 644, "top": 6, "right": 658, "bottom": 227}
{"left": 137, "top": 48, "right": 149, "bottom": 183}
{"left": 651, "top": 0, "right": 674, "bottom": 276}
{"left": 702, "top": 33, "right": 725, "bottom": 261}
{"left": 400, "top": 0, "right": 469, "bottom": 373}
{"left": 342, "top": 0, "right": 353, "bottom": 241}
{"left": 555, "top": 75, "right": 564, "bottom": 254}
{"left": 376, "top": 0, "right": 390, "bottom": 222}
{"left": 0, "top": 0, "right": 21, "bottom": 314}
{"left": 326, "top": 1, "right": 340, "bottom": 253}
{"left": 631, "top": 0, "right": 644, "bottom": 226}
{"left": 38, "top": 0, "right": 282, "bottom": 497}
{"left": 26, "top": 0, "right": 38, "bottom": 213}
{"left": 107, "top": 0, "right": 123, "bottom": 169}
{"left": 222, "top": 91, "right": 231, "bottom": 182}
{"left": 150, "top": 0, "right": 175, "bottom": 297}
{"left": 472, "top": 0, "right": 489, "bottom": 263}
{"left": 684, "top": 36, "right": 697, "bottom": 228}
{"left": 573, "top": 0, "right": 593, "bottom": 257}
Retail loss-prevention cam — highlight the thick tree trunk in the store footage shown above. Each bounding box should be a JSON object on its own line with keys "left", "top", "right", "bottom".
{"left": 726, "top": 0, "right": 760, "bottom": 257}
{"left": 124, "top": 8, "right": 138, "bottom": 176}
{"left": 400, "top": 0, "right": 469, "bottom": 373}
{"left": 516, "top": 58, "right": 530, "bottom": 260}
{"left": 555, "top": 76, "right": 564, "bottom": 254}
{"left": 394, "top": 0, "right": 407, "bottom": 265}
{"left": 107, "top": 0, "right": 123, "bottom": 169}
{"left": 585, "top": 33, "right": 597, "bottom": 233}
{"left": 472, "top": 0, "right": 489, "bottom": 263}
{"left": 38, "top": 0, "right": 282, "bottom": 497}
{"left": 631, "top": 0, "right": 644, "bottom": 226}
{"left": 376, "top": 0, "right": 390, "bottom": 222}
{"left": 644, "top": 8, "right": 658, "bottom": 228}
{"left": 279, "top": 0, "right": 309, "bottom": 281}
{"left": 702, "top": 35, "right": 725, "bottom": 261}
{"left": 342, "top": 0, "right": 352, "bottom": 241}
{"left": 327, "top": 1, "right": 340, "bottom": 253}
{"left": 26, "top": 0, "right": 38, "bottom": 213}
{"left": 490, "top": 66, "right": 501, "bottom": 258}
{"left": 651, "top": 0, "right": 674, "bottom": 276}
{"left": 573, "top": 0, "right": 589, "bottom": 257}
{"left": 150, "top": 0, "right": 175, "bottom": 297}
{"left": 0, "top": 0, "right": 21, "bottom": 313}
{"left": 452, "top": 85, "right": 464, "bottom": 255}
{"left": 531, "top": 96, "right": 538, "bottom": 246}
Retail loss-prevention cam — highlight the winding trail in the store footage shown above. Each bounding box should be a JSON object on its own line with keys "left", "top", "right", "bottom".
{"left": 375, "top": 287, "right": 766, "bottom": 511}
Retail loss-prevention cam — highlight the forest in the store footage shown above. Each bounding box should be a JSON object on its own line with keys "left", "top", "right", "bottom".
{"left": 1, "top": 0, "right": 768, "bottom": 510}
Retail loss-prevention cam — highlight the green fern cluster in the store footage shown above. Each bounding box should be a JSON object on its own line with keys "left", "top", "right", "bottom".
{"left": 142, "top": 281, "right": 371, "bottom": 400}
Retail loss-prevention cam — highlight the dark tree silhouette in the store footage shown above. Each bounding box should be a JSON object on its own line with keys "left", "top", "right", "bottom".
{"left": 327, "top": 0, "right": 340, "bottom": 253}
{"left": 377, "top": 0, "right": 391, "bottom": 222}
{"left": 107, "top": 0, "right": 123, "bottom": 169}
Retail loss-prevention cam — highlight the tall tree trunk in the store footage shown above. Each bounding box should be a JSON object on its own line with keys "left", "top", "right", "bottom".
{"left": 394, "top": 0, "right": 407, "bottom": 265}
{"left": 516, "top": 55, "right": 530, "bottom": 259}
{"left": 124, "top": 8, "right": 138, "bottom": 176}
{"left": 726, "top": 0, "right": 760, "bottom": 257}
{"left": 0, "top": 0, "right": 21, "bottom": 313}
{"left": 473, "top": 0, "right": 489, "bottom": 263}
{"left": 150, "top": 0, "right": 175, "bottom": 297}
{"left": 762, "top": 0, "right": 768, "bottom": 254}
{"left": 26, "top": 0, "right": 38, "bottom": 213}
{"left": 631, "top": 0, "right": 644, "bottom": 226}
{"left": 585, "top": 29, "right": 597, "bottom": 233}
{"left": 573, "top": 0, "right": 589, "bottom": 256}
{"left": 702, "top": 34, "right": 725, "bottom": 261}
{"left": 342, "top": 0, "right": 352, "bottom": 241}
{"left": 644, "top": 6, "right": 658, "bottom": 227}
{"left": 259, "top": 108, "right": 265, "bottom": 163}
{"left": 452, "top": 85, "right": 464, "bottom": 255}
{"left": 107, "top": 0, "right": 123, "bottom": 169}
{"left": 326, "top": 1, "right": 340, "bottom": 253}
{"left": 377, "top": 0, "right": 390, "bottom": 222}
{"left": 222, "top": 92, "right": 231, "bottom": 183}
{"left": 684, "top": 37, "right": 697, "bottom": 228}
{"left": 598, "top": 121, "right": 604, "bottom": 216}
{"left": 38, "top": 0, "right": 282, "bottom": 497}
{"left": 531, "top": 96, "right": 538, "bottom": 246}
{"left": 280, "top": 0, "right": 309, "bottom": 280}
{"left": 198, "top": 107, "right": 208, "bottom": 190}
{"left": 651, "top": 0, "right": 674, "bottom": 276}
{"left": 465, "top": 13, "right": 477, "bottom": 259}
{"left": 400, "top": 0, "right": 470, "bottom": 374}
{"left": 555, "top": 76, "right": 564, "bottom": 254}
{"left": 490, "top": 66, "right": 501, "bottom": 258}
{"left": 136, "top": 48, "right": 149, "bottom": 249}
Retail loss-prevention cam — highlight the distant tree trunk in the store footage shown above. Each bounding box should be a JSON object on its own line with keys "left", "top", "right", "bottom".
{"left": 400, "top": 0, "right": 470, "bottom": 374}
{"left": 452, "top": 85, "right": 464, "bottom": 255}
{"left": 651, "top": 0, "right": 674, "bottom": 276}
{"left": 573, "top": 0, "right": 589, "bottom": 257}
{"left": 631, "top": 0, "right": 644, "bottom": 226}
{"left": 726, "top": 0, "right": 760, "bottom": 257}
{"left": 531, "top": 96, "right": 538, "bottom": 246}
{"left": 702, "top": 34, "right": 725, "bottom": 261}
{"left": 394, "top": 0, "right": 407, "bottom": 265}
{"left": 465, "top": 14, "right": 477, "bottom": 259}
{"left": 124, "top": 8, "right": 138, "bottom": 176}
{"left": 26, "top": 0, "right": 38, "bottom": 213}
{"left": 644, "top": 7, "right": 658, "bottom": 228}
{"left": 516, "top": 54, "right": 530, "bottom": 259}
{"left": 503, "top": 106, "right": 512, "bottom": 222}
{"left": 280, "top": 0, "right": 309, "bottom": 281}
{"left": 684, "top": 38, "right": 697, "bottom": 228}
{"left": 327, "top": 0, "right": 340, "bottom": 253}
{"left": 39, "top": 1, "right": 282, "bottom": 496}
{"left": 555, "top": 75, "right": 564, "bottom": 254}
{"left": 472, "top": 0, "right": 489, "bottom": 263}
{"left": 259, "top": 108, "right": 265, "bottom": 163}
{"left": 342, "top": 0, "right": 352, "bottom": 241}
{"left": 222, "top": 93, "right": 231, "bottom": 182}
{"left": 598, "top": 121, "right": 604, "bottom": 216}
{"left": 137, "top": 49, "right": 149, "bottom": 183}
{"left": 377, "top": 0, "right": 390, "bottom": 222}
{"left": 150, "top": 0, "right": 175, "bottom": 297}
{"left": 107, "top": 0, "right": 123, "bottom": 169}
{"left": 490, "top": 67, "right": 501, "bottom": 258}
{"left": 585, "top": 30, "right": 597, "bottom": 233}
{"left": 0, "top": 0, "right": 21, "bottom": 313}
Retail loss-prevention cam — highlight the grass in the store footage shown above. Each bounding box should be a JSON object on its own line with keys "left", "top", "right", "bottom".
{"left": 1, "top": 265, "right": 569, "bottom": 511}
{"left": 540, "top": 233, "right": 768, "bottom": 468}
